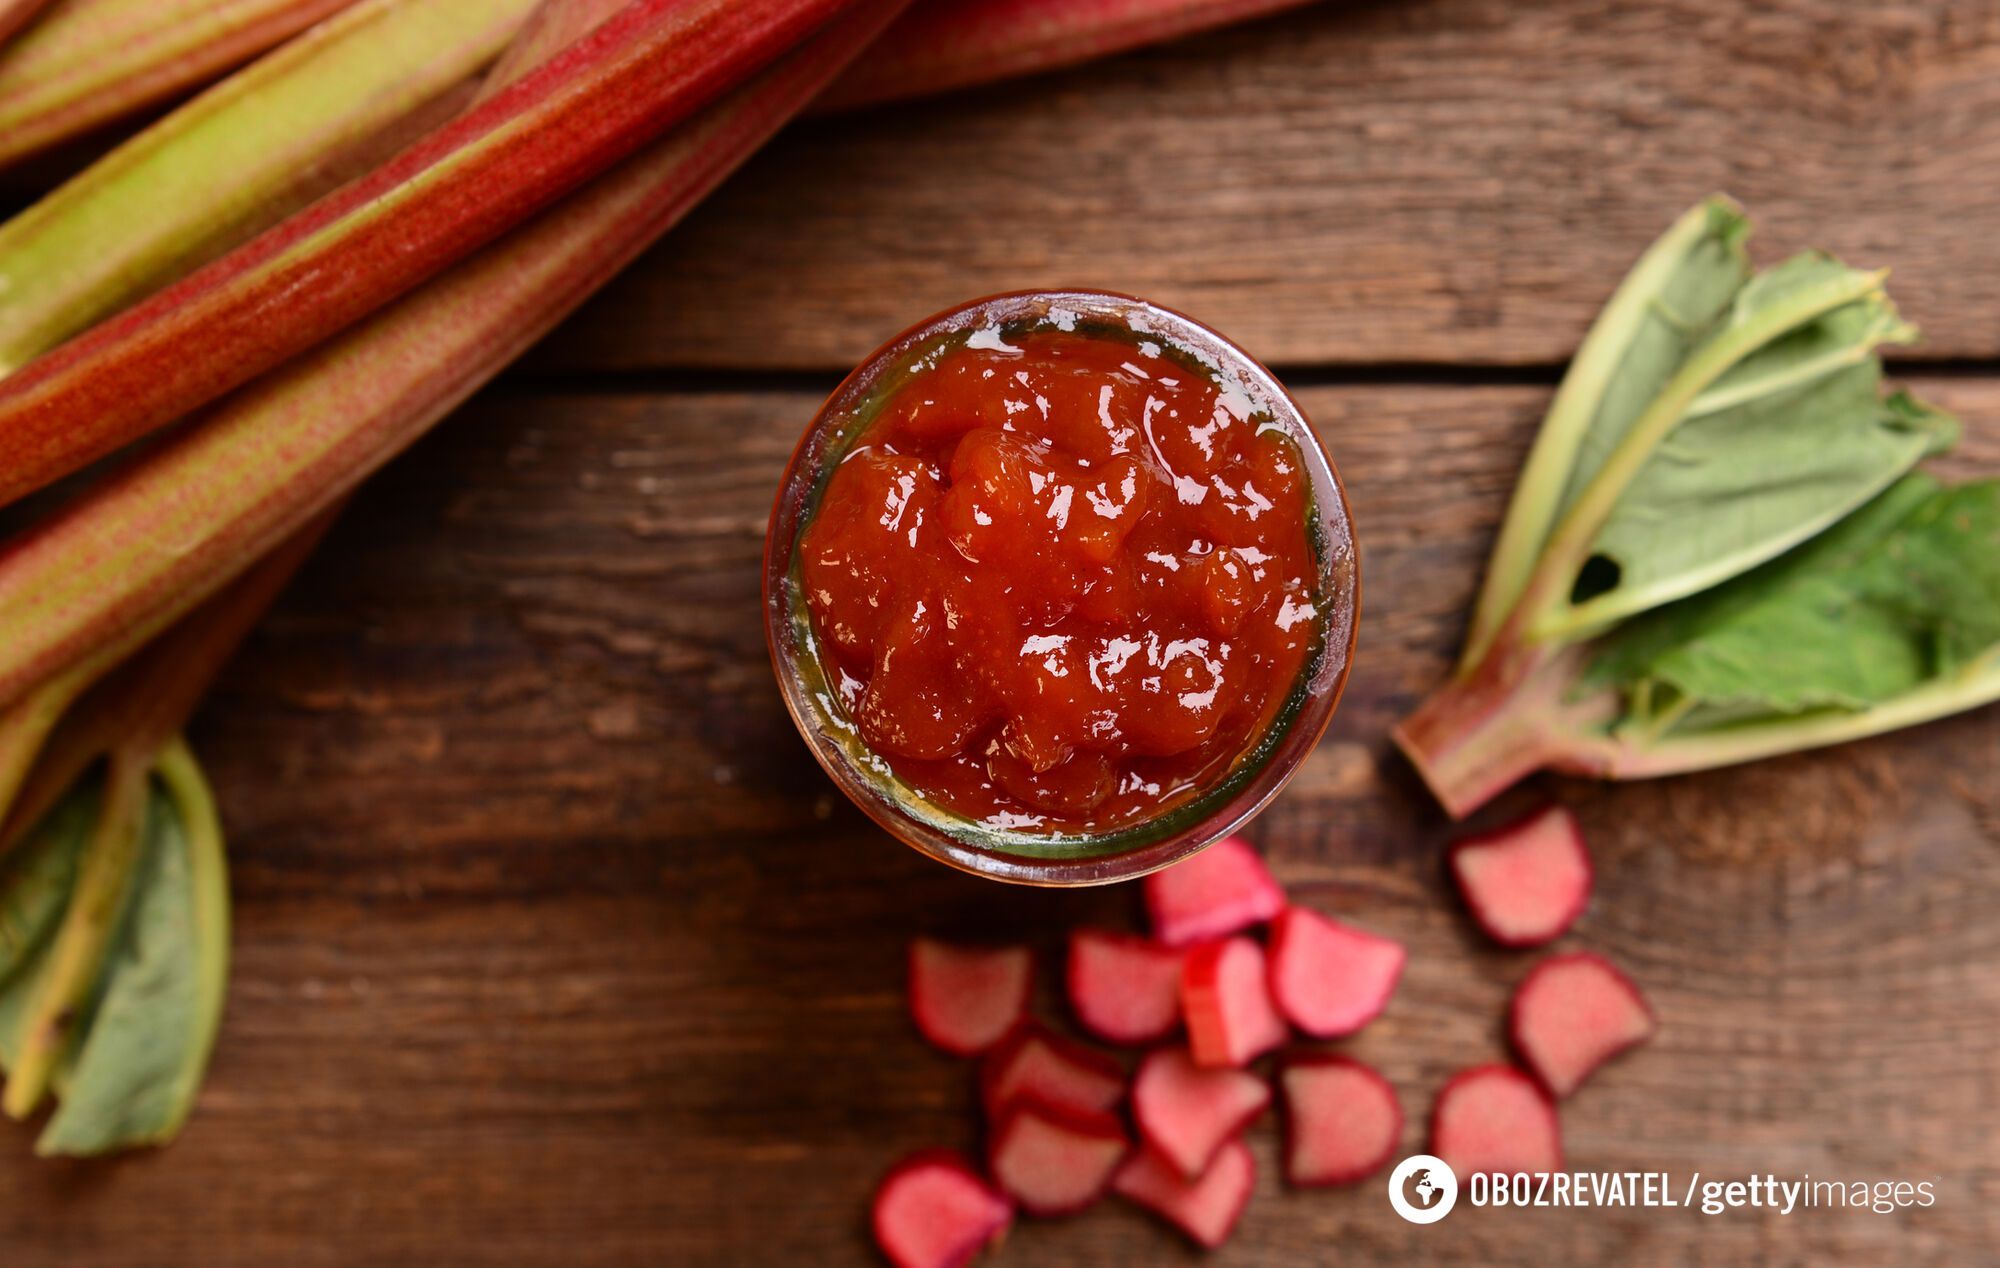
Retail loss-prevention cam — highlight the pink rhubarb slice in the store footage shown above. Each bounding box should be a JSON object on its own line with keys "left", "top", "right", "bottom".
{"left": 908, "top": 938, "right": 1031, "bottom": 1057}
{"left": 1111, "top": 1137, "right": 1255, "bottom": 1249}
{"left": 1131, "top": 1046, "right": 1269, "bottom": 1179}
{"left": 1449, "top": 804, "right": 1592, "bottom": 947}
{"left": 1144, "top": 835, "right": 1285, "bottom": 946}
{"left": 1066, "top": 928, "right": 1184, "bottom": 1045}
{"left": 1181, "top": 935, "right": 1287, "bottom": 1068}
{"left": 872, "top": 1149, "right": 1013, "bottom": 1268}
{"left": 1266, "top": 906, "right": 1405, "bottom": 1037}
{"left": 1429, "top": 1064, "right": 1561, "bottom": 1177}
{"left": 1509, "top": 951, "right": 1655, "bottom": 1098}
{"left": 1279, "top": 1053, "right": 1401, "bottom": 1187}
{"left": 986, "top": 1097, "right": 1129, "bottom": 1216}
{"left": 980, "top": 1023, "right": 1125, "bottom": 1121}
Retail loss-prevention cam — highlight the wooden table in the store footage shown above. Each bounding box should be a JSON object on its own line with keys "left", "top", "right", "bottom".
{"left": 5, "top": 1, "right": 1998, "bottom": 1262}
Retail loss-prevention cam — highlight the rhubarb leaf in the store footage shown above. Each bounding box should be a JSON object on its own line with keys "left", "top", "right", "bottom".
{"left": 1541, "top": 251, "right": 1933, "bottom": 629}
{"left": 1590, "top": 476, "right": 2000, "bottom": 723}
{"left": 0, "top": 786, "right": 94, "bottom": 1064}
{"left": 1570, "top": 344, "right": 1954, "bottom": 630}
{"left": 39, "top": 758, "right": 228, "bottom": 1156}
{"left": 1464, "top": 196, "right": 1749, "bottom": 665}
{"left": 0, "top": 785, "right": 90, "bottom": 992}
{"left": 0, "top": 754, "right": 229, "bottom": 1156}
{"left": 1555, "top": 212, "right": 1756, "bottom": 515}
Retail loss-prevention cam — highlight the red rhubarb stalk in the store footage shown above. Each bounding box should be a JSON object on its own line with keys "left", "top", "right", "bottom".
{"left": 0, "top": 0, "right": 361, "bottom": 169}
{"left": 0, "top": 0, "right": 914, "bottom": 707}
{"left": 817, "top": 0, "right": 1315, "bottom": 110}
{"left": 480, "top": 0, "right": 628, "bottom": 97}
{"left": 0, "top": 0, "right": 538, "bottom": 375}
{"left": 0, "top": 0, "right": 54, "bottom": 50}
{"left": 0, "top": 0, "right": 864, "bottom": 510}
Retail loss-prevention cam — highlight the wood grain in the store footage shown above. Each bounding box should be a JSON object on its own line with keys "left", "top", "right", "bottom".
{"left": 0, "top": 378, "right": 1993, "bottom": 1265}
{"left": 532, "top": 0, "right": 2000, "bottom": 372}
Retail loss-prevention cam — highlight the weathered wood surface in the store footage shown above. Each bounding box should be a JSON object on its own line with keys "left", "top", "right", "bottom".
{"left": 0, "top": 379, "right": 1993, "bottom": 1265}
{"left": 539, "top": 0, "right": 2000, "bottom": 371}
{"left": 5, "top": 1, "right": 2000, "bottom": 1262}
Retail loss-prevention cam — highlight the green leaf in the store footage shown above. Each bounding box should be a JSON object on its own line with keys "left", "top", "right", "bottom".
{"left": 1554, "top": 208, "right": 1755, "bottom": 516}
{"left": 1463, "top": 196, "right": 1750, "bottom": 665}
{"left": 1590, "top": 476, "right": 2000, "bottom": 724}
{"left": 43, "top": 745, "right": 228, "bottom": 1156}
{"left": 0, "top": 746, "right": 231, "bottom": 1156}
{"left": 1541, "top": 252, "right": 1932, "bottom": 635}
{"left": 0, "top": 787, "right": 94, "bottom": 1056}
{"left": 1571, "top": 350, "right": 1952, "bottom": 629}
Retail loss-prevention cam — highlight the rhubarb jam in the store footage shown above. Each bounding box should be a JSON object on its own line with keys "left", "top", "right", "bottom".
{"left": 792, "top": 310, "right": 1328, "bottom": 836}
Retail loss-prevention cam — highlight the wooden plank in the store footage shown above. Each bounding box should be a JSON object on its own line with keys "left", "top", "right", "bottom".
{"left": 532, "top": 0, "right": 2000, "bottom": 372}
{"left": 1, "top": 378, "right": 1994, "bottom": 1264}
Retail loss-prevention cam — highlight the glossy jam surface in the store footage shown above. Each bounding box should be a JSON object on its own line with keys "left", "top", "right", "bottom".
{"left": 798, "top": 327, "right": 1322, "bottom": 834}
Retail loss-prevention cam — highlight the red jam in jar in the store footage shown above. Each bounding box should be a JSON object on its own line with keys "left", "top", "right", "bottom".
{"left": 796, "top": 318, "right": 1324, "bottom": 834}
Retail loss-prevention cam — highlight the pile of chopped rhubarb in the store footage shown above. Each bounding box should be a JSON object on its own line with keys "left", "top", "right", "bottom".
{"left": 873, "top": 822, "right": 1654, "bottom": 1263}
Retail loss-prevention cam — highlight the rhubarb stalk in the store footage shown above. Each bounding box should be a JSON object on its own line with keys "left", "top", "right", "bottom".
{"left": 0, "top": 0, "right": 865, "bottom": 509}
{"left": 0, "top": 0, "right": 54, "bottom": 50}
{"left": 0, "top": 0, "right": 537, "bottom": 375}
{"left": 0, "top": 0, "right": 915, "bottom": 709}
{"left": 0, "top": 0, "right": 361, "bottom": 169}
{"left": 817, "top": 0, "right": 1316, "bottom": 110}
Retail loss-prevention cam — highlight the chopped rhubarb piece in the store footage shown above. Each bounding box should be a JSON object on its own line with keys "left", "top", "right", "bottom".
{"left": 872, "top": 1149, "right": 1013, "bottom": 1268}
{"left": 1449, "top": 804, "right": 1593, "bottom": 947}
{"left": 1266, "top": 906, "right": 1405, "bottom": 1037}
{"left": 1131, "top": 1047, "right": 1269, "bottom": 1179}
{"left": 1144, "top": 835, "right": 1285, "bottom": 946}
{"left": 1279, "top": 1054, "right": 1402, "bottom": 1187}
{"left": 986, "top": 1097, "right": 1130, "bottom": 1216}
{"left": 981, "top": 1023, "right": 1125, "bottom": 1121}
{"left": 1181, "top": 936, "right": 1288, "bottom": 1067}
{"left": 1067, "top": 928, "right": 1184, "bottom": 1045}
{"left": 1509, "top": 951, "right": 1655, "bottom": 1098}
{"left": 1112, "top": 1138, "right": 1256, "bottom": 1250}
{"left": 1429, "top": 1064, "right": 1561, "bottom": 1177}
{"left": 908, "top": 938, "right": 1031, "bottom": 1056}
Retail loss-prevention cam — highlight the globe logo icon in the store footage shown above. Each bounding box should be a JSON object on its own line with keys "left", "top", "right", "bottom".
{"left": 1388, "top": 1155, "right": 1458, "bottom": 1224}
{"left": 1410, "top": 1169, "right": 1438, "bottom": 1207}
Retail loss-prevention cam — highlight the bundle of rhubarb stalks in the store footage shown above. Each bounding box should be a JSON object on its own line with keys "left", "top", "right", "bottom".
{"left": 0, "top": 0, "right": 1313, "bottom": 1156}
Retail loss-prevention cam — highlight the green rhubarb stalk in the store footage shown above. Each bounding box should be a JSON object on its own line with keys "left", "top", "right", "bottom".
{"left": 0, "top": 0, "right": 915, "bottom": 710}
{"left": 0, "top": 670, "right": 85, "bottom": 824}
{"left": 0, "top": 0, "right": 865, "bottom": 510}
{"left": 0, "top": 0, "right": 360, "bottom": 169}
{"left": 816, "top": 0, "right": 1316, "bottom": 110}
{"left": 0, "top": 0, "right": 536, "bottom": 375}
{"left": 1398, "top": 199, "right": 1985, "bottom": 817}
{"left": 0, "top": 509, "right": 336, "bottom": 853}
